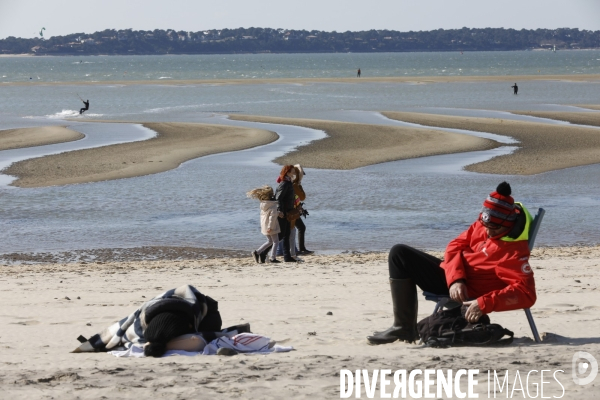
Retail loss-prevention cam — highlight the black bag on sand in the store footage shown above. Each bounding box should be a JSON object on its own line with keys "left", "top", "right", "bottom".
{"left": 417, "top": 306, "right": 514, "bottom": 348}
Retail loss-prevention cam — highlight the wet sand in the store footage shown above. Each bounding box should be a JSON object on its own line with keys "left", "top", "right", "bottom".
{"left": 574, "top": 104, "right": 600, "bottom": 111}
{"left": 4, "top": 123, "right": 277, "bottom": 188}
{"left": 512, "top": 111, "right": 600, "bottom": 127}
{"left": 3, "top": 74, "right": 600, "bottom": 87}
{"left": 0, "top": 126, "right": 83, "bottom": 151}
{"left": 228, "top": 115, "right": 498, "bottom": 169}
{"left": 382, "top": 111, "right": 600, "bottom": 175}
{"left": 0, "top": 246, "right": 598, "bottom": 399}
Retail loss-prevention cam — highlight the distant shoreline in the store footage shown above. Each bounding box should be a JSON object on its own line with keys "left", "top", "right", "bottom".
{"left": 2, "top": 48, "right": 600, "bottom": 57}
{"left": 3, "top": 74, "right": 600, "bottom": 86}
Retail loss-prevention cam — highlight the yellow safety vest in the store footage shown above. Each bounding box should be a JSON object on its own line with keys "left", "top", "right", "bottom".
{"left": 500, "top": 202, "right": 532, "bottom": 243}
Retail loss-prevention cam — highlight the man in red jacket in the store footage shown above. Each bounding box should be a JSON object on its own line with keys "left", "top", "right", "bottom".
{"left": 368, "top": 182, "right": 536, "bottom": 345}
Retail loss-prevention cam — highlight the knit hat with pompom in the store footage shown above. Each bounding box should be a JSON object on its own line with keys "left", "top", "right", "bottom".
{"left": 480, "top": 182, "right": 517, "bottom": 228}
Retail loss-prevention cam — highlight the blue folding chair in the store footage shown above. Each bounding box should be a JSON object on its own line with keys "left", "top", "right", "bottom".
{"left": 423, "top": 208, "right": 545, "bottom": 343}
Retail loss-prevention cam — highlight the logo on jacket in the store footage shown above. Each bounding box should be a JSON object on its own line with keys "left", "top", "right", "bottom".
{"left": 521, "top": 263, "right": 532, "bottom": 274}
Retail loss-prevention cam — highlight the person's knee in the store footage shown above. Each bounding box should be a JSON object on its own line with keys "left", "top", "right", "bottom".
{"left": 389, "top": 244, "right": 411, "bottom": 258}
{"left": 388, "top": 244, "right": 418, "bottom": 278}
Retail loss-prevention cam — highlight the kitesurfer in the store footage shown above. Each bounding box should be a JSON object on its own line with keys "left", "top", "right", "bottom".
{"left": 80, "top": 99, "right": 90, "bottom": 115}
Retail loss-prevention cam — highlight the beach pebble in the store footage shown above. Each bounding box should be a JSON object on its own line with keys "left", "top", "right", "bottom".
{"left": 308, "top": 331, "right": 317, "bottom": 336}
{"left": 65, "top": 296, "right": 71, "bottom": 300}
{"left": 326, "top": 311, "right": 333, "bottom": 315}
{"left": 77, "top": 296, "right": 81, "bottom": 299}
{"left": 575, "top": 280, "right": 581, "bottom": 283}
{"left": 86, "top": 322, "right": 91, "bottom": 326}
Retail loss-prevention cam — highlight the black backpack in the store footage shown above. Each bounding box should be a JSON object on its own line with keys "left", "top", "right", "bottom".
{"left": 417, "top": 306, "right": 514, "bottom": 348}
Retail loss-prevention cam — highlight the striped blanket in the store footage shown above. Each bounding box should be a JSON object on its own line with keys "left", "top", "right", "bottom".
{"left": 72, "top": 285, "right": 207, "bottom": 353}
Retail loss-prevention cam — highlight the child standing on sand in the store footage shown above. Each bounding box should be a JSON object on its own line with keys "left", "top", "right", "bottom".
{"left": 247, "top": 185, "right": 281, "bottom": 263}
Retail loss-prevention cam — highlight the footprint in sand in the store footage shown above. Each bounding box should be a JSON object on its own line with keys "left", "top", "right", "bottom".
{"left": 11, "top": 320, "right": 40, "bottom": 325}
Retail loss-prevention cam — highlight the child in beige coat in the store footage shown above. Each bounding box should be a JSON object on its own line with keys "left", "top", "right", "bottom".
{"left": 247, "top": 185, "right": 281, "bottom": 263}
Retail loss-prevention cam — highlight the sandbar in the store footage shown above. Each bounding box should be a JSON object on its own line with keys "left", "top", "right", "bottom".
{"left": 382, "top": 111, "right": 600, "bottom": 175}
{"left": 3, "top": 122, "right": 277, "bottom": 188}
{"left": 3, "top": 74, "right": 600, "bottom": 87}
{"left": 512, "top": 111, "right": 600, "bottom": 127}
{"left": 228, "top": 115, "right": 498, "bottom": 169}
{"left": 573, "top": 104, "right": 600, "bottom": 111}
{"left": 0, "top": 126, "right": 84, "bottom": 151}
{"left": 0, "top": 246, "right": 598, "bottom": 398}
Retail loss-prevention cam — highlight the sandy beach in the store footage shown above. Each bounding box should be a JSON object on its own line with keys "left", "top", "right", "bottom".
{"left": 0, "top": 126, "right": 84, "bottom": 151}
{"left": 513, "top": 110, "right": 600, "bottom": 126}
{"left": 229, "top": 115, "right": 498, "bottom": 169}
{"left": 3, "top": 122, "right": 277, "bottom": 188}
{"left": 0, "top": 246, "right": 598, "bottom": 399}
{"left": 382, "top": 111, "right": 600, "bottom": 175}
{"left": 3, "top": 74, "right": 600, "bottom": 87}
{"left": 575, "top": 104, "right": 600, "bottom": 111}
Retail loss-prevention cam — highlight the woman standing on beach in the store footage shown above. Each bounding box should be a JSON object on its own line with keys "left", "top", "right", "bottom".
{"left": 292, "top": 164, "right": 313, "bottom": 255}
{"left": 247, "top": 185, "right": 281, "bottom": 263}
{"left": 275, "top": 165, "right": 297, "bottom": 263}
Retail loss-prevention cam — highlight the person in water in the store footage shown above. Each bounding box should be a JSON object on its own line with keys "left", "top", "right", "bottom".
{"left": 357, "top": 68, "right": 361, "bottom": 78}
{"left": 80, "top": 99, "right": 90, "bottom": 114}
{"left": 511, "top": 83, "right": 518, "bottom": 95}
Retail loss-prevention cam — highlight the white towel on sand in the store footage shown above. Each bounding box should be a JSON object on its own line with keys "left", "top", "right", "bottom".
{"left": 108, "top": 333, "right": 293, "bottom": 358}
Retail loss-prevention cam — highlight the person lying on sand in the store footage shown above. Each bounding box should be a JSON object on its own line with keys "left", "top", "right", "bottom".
{"left": 368, "top": 182, "right": 537, "bottom": 345}
{"left": 72, "top": 284, "right": 250, "bottom": 356}
{"left": 143, "top": 311, "right": 250, "bottom": 357}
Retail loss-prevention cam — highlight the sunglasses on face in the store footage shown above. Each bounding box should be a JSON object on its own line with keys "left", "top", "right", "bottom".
{"left": 479, "top": 217, "right": 502, "bottom": 230}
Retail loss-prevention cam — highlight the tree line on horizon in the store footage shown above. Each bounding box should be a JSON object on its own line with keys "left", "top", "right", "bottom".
{"left": 1, "top": 27, "right": 599, "bottom": 55}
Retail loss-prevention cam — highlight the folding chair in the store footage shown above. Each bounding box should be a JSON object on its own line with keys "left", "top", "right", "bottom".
{"left": 423, "top": 208, "right": 545, "bottom": 343}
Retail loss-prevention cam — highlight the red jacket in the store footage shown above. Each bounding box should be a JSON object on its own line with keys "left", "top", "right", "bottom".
{"left": 440, "top": 220, "right": 536, "bottom": 314}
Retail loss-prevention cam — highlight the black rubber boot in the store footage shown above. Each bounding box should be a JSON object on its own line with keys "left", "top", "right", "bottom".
{"left": 367, "top": 278, "right": 418, "bottom": 345}
{"left": 298, "top": 229, "right": 314, "bottom": 254}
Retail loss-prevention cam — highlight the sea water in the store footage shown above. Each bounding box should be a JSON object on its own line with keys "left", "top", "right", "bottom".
{"left": 1, "top": 52, "right": 599, "bottom": 254}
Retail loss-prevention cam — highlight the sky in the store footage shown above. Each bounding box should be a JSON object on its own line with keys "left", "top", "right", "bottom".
{"left": 1, "top": 0, "right": 600, "bottom": 39}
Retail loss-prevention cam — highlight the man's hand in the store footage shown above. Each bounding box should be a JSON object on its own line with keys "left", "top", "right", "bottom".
{"left": 463, "top": 300, "right": 484, "bottom": 323}
{"left": 278, "top": 211, "right": 284, "bottom": 218}
{"left": 449, "top": 281, "right": 469, "bottom": 303}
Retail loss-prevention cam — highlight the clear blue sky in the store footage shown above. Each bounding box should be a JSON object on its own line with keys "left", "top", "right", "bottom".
{"left": 1, "top": 0, "right": 599, "bottom": 39}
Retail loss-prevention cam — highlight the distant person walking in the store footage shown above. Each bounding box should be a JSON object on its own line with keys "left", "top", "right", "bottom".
{"left": 511, "top": 83, "right": 518, "bottom": 95}
{"left": 357, "top": 68, "right": 361, "bottom": 78}
{"left": 80, "top": 99, "right": 90, "bottom": 114}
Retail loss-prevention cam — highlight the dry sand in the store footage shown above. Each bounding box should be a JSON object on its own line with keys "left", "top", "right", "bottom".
{"left": 513, "top": 111, "right": 600, "bottom": 127}
{"left": 0, "top": 246, "right": 599, "bottom": 399}
{"left": 3, "top": 122, "right": 277, "bottom": 188}
{"left": 0, "top": 126, "right": 84, "bottom": 151}
{"left": 382, "top": 111, "right": 600, "bottom": 175}
{"left": 4, "top": 74, "right": 600, "bottom": 87}
{"left": 229, "top": 115, "right": 498, "bottom": 169}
